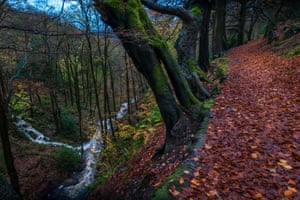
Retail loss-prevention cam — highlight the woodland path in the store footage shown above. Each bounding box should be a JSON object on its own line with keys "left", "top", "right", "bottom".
{"left": 171, "top": 39, "right": 300, "bottom": 199}
{"left": 90, "top": 39, "right": 300, "bottom": 200}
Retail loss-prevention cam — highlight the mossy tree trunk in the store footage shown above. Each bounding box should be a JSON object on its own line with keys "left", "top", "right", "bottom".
{"left": 142, "top": 0, "right": 211, "bottom": 99}
{"left": 94, "top": 0, "right": 200, "bottom": 139}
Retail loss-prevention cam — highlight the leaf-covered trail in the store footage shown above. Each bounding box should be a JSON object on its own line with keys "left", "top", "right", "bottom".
{"left": 172, "top": 39, "right": 300, "bottom": 199}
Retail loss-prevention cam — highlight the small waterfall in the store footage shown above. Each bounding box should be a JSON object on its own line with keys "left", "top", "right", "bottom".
{"left": 15, "top": 117, "right": 79, "bottom": 151}
{"left": 63, "top": 127, "right": 103, "bottom": 198}
{"left": 15, "top": 100, "right": 131, "bottom": 199}
{"left": 63, "top": 101, "right": 130, "bottom": 198}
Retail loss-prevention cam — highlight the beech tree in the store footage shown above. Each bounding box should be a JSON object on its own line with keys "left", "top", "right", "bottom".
{"left": 93, "top": 0, "right": 213, "bottom": 153}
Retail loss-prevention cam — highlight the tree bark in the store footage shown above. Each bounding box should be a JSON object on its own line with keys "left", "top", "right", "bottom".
{"left": 49, "top": 88, "right": 61, "bottom": 134}
{"left": 198, "top": 0, "right": 212, "bottom": 72}
{"left": 237, "top": 1, "right": 248, "bottom": 45}
{"left": 142, "top": 0, "right": 211, "bottom": 99}
{"left": 0, "top": 68, "right": 22, "bottom": 197}
{"left": 94, "top": 0, "right": 202, "bottom": 135}
{"left": 212, "top": 0, "right": 226, "bottom": 58}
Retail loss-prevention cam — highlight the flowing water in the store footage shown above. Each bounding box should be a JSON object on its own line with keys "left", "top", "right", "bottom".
{"left": 15, "top": 101, "right": 130, "bottom": 199}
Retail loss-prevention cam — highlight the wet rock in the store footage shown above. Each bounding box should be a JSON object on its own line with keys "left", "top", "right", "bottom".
{"left": 28, "top": 130, "right": 37, "bottom": 140}
{"left": 63, "top": 179, "right": 78, "bottom": 187}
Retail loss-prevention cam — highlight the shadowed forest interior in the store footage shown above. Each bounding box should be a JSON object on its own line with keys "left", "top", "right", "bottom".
{"left": 0, "top": 0, "right": 299, "bottom": 199}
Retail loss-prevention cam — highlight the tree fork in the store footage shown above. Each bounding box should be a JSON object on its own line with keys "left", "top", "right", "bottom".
{"left": 94, "top": 0, "right": 204, "bottom": 155}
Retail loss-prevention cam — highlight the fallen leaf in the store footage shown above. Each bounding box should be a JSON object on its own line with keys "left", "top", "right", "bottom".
{"left": 278, "top": 159, "right": 293, "bottom": 169}
{"left": 284, "top": 189, "right": 293, "bottom": 197}
{"left": 251, "top": 153, "right": 258, "bottom": 159}
{"left": 190, "top": 178, "right": 200, "bottom": 186}
{"left": 193, "top": 157, "right": 199, "bottom": 161}
{"left": 255, "top": 193, "right": 263, "bottom": 198}
{"left": 288, "top": 187, "right": 297, "bottom": 193}
{"left": 169, "top": 188, "right": 180, "bottom": 196}
{"left": 193, "top": 171, "right": 199, "bottom": 177}
{"left": 207, "top": 189, "right": 218, "bottom": 197}
{"left": 288, "top": 180, "right": 297, "bottom": 186}
{"left": 205, "top": 144, "right": 212, "bottom": 150}
{"left": 179, "top": 177, "right": 184, "bottom": 184}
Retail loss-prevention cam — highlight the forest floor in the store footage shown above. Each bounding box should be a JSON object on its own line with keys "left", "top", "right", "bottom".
{"left": 170, "top": 39, "right": 300, "bottom": 199}
{"left": 91, "top": 39, "right": 300, "bottom": 199}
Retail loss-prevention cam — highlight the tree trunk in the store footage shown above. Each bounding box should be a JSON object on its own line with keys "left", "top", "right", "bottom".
{"left": 123, "top": 39, "right": 181, "bottom": 134}
{"left": 174, "top": 21, "right": 210, "bottom": 100}
{"left": 73, "top": 59, "right": 84, "bottom": 155}
{"left": 94, "top": 0, "right": 201, "bottom": 135}
{"left": 49, "top": 88, "right": 61, "bottom": 134}
{"left": 212, "top": 0, "right": 226, "bottom": 58}
{"left": 198, "top": 0, "right": 212, "bottom": 72}
{"left": 0, "top": 106, "right": 22, "bottom": 197}
{"left": 247, "top": 15, "right": 258, "bottom": 41}
{"left": 237, "top": 1, "right": 248, "bottom": 45}
{"left": 125, "top": 52, "right": 132, "bottom": 124}
{"left": 85, "top": 31, "right": 104, "bottom": 131}
{"left": 0, "top": 69, "right": 22, "bottom": 197}
{"left": 175, "top": 22, "right": 198, "bottom": 71}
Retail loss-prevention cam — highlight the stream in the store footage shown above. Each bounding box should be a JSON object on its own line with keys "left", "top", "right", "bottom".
{"left": 15, "top": 102, "right": 130, "bottom": 199}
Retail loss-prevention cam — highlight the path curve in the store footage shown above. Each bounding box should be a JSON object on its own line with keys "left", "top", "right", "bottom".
{"left": 172, "top": 39, "right": 300, "bottom": 199}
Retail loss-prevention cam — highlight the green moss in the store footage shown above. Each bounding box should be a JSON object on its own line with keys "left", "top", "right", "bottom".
{"left": 211, "top": 57, "right": 228, "bottom": 81}
{"left": 150, "top": 36, "right": 166, "bottom": 48}
{"left": 103, "top": 0, "right": 123, "bottom": 11}
{"left": 101, "top": 0, "right": 125, "bottom": 29}
{"left": 152, "top": 65, "right": 169, "bottom": 95}
{"left": 187, "top": 59, "right": 212, "bottom": 83}
{"left": 186, "top": 85, "right": 202, "bottom": 105}
{"left": 190, "top": 6, "right": 202, "bottom": 17}
{"left": 149, "top": 38, "right": 201, "bottom": 107}
{"left": 125, "top": 0, "right": 145, "bottom": 31}
{"left": 150, "top": 166, "right": 185, "bottom": 200}
{"left": 282, "top": 45, "right": 300, "bottom": 58}
{"left": 104, "top": 0, "right": 158, "bottom": 37}
{"left": 203, "top": 98, "right": 214, "bottom": 109}
{"left": 139, "top": 7, "right": 157, "bottom": 33}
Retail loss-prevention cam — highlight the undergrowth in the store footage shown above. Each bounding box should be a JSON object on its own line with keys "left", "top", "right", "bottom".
{"left": 89, "top": 91, "right": 163, "bottom": 190}
{"left": 282, "top": 44, "right": 300, "bottom": 58}
{"left": 150, "top": 56, "right": 228, "bottom": 199}
{"left": 51, "top": 147, "right": 81, "bottom": 177}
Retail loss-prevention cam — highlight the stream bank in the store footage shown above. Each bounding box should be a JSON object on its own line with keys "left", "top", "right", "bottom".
{"left": 15, "top": 102, "right": 130, "bottom": 199}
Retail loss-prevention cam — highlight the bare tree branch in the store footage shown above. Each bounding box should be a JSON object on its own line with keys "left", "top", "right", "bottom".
{"left": 0, "top": 25, "right": 100, "bottom": 37}
{"left": 141, "top": 0, "right": 195, "bottom": 22}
